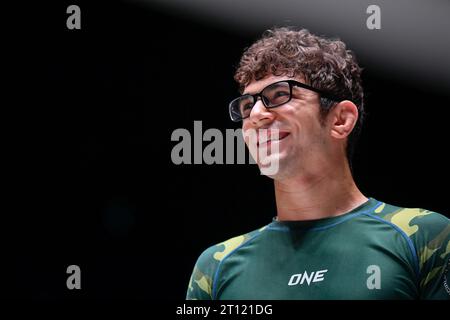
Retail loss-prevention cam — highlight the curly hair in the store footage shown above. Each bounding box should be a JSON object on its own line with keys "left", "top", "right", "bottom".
{"left": 234, "top": 27, "right": 364, "bottom": 163}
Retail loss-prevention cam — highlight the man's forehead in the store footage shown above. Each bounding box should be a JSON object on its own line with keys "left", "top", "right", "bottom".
{"left": 243, "top": 74, "right": 304, "bottom": 95}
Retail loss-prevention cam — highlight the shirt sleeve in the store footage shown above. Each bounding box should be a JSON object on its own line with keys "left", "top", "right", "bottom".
{"left": 186, "top": 245, "right": 220, "bottom": 300}
{"left": 412, "top": 211, "right": 450, "bottom": 300}
{"left": 186, "top": 230, "right": 263, "bottom": 300}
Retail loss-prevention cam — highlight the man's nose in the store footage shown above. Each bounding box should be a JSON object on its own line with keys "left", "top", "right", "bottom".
{"left": 249, "top": 99, "right": 274, "bottom": 125}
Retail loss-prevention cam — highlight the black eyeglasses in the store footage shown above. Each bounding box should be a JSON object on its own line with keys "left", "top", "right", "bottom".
{"left": 229, "top": 80, "right": 340, "bottom": 122}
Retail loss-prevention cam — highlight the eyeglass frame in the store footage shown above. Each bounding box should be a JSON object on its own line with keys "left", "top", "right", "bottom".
{"left": 228, "top": 79, "right": 341, "bottom": 122}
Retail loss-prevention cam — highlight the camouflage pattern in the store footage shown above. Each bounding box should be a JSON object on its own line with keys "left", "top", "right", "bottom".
{"left": 374, "top": 202, "right": 450, "bottom": 298}
{"left": 186, "top": 227, "right": 266, "bottom": 299}
{"left": 186, "top": 198, "right": 449, "bottom": 300}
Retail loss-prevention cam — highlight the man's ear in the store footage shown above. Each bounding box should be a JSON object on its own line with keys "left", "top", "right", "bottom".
{"left": 329, "top": 100, "right": 359, "bottom": 140}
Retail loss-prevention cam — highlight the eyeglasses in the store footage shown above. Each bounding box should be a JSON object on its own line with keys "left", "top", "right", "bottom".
{"left": 229, "top": 80, "right": 340, "bottom": 122}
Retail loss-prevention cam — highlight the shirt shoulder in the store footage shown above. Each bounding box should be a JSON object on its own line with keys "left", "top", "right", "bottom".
{"left": 373, "top": 202, "right": 449, "bottom": 252}
{"left": 186, "top": 224, "right": 269, "bottom": 300}
{"left": 372, "top": 201, "right": 450, "bottom": 299}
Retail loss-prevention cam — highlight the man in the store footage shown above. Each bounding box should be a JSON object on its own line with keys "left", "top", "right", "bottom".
{"left": 186, "top": 27, "right": 450, "bottom": 299}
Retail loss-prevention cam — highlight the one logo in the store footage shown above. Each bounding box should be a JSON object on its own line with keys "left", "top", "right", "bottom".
{"left": 288, "top": 269, "right": 328, "bottom": 286}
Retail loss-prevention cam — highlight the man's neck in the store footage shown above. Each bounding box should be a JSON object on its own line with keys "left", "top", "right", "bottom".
{"left": 274, "top": 162, "right": 367, "bottom": 221}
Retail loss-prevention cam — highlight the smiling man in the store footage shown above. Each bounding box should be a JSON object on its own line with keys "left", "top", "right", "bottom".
{"left": 186, "top": 27, "right": 450, "bottom": 300}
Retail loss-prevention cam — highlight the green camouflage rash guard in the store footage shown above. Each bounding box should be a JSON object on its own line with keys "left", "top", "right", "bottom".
{"left": 186, "top": 198, "right": 450, "bottom": 300}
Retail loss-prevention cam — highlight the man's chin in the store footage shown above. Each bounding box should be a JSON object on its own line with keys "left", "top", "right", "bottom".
{"left": 257, "top": 154, "right": 295, "bottom": 179}
{"left": 257, "top": 157, "right": 282, "bottom": 178}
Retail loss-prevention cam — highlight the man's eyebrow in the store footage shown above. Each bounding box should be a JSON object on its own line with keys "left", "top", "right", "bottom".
{"left": 242, "top": 84, "right": 267, "bottom": 95}
{"left": 243, "top": 86, "right": 264, "bottom": 95}
{"left": 243, "top": 80, "right": 292, "bottom": 95}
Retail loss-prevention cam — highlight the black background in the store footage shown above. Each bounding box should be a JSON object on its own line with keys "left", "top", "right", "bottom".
{"left": 8, "top": 0, "right": 449, "bottom": 301}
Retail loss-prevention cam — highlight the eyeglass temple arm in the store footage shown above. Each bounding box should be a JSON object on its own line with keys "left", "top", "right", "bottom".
{"left": 291, "top": 81, "right": 341, "bottom": 102}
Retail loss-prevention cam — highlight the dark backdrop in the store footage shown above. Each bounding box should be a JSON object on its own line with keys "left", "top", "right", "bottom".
{"left": 9, "top": 0, "right": 449, "bottom": 300}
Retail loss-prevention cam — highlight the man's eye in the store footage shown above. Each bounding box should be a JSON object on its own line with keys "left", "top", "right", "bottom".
{"left": 242, "top": 103, "right": 253, "bottom": 111}
{"left": 274, "top": 91, "right": 289, "bottom": 97}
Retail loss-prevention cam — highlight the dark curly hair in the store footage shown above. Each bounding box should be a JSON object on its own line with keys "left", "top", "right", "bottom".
{"left": 234, "top": 27, "right": 364, "bottom": 163}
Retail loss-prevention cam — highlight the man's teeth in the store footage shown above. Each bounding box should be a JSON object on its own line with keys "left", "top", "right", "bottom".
{"left": 262, "top": 138, "right": 277, "bottom": 143}
{"left": 260, "top": 135, "right": 284, "bottom": 144}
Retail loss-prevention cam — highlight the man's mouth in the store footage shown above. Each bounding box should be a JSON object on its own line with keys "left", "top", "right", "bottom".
{"left": 257, "top": 131, "right": 290, "bottom": 148}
